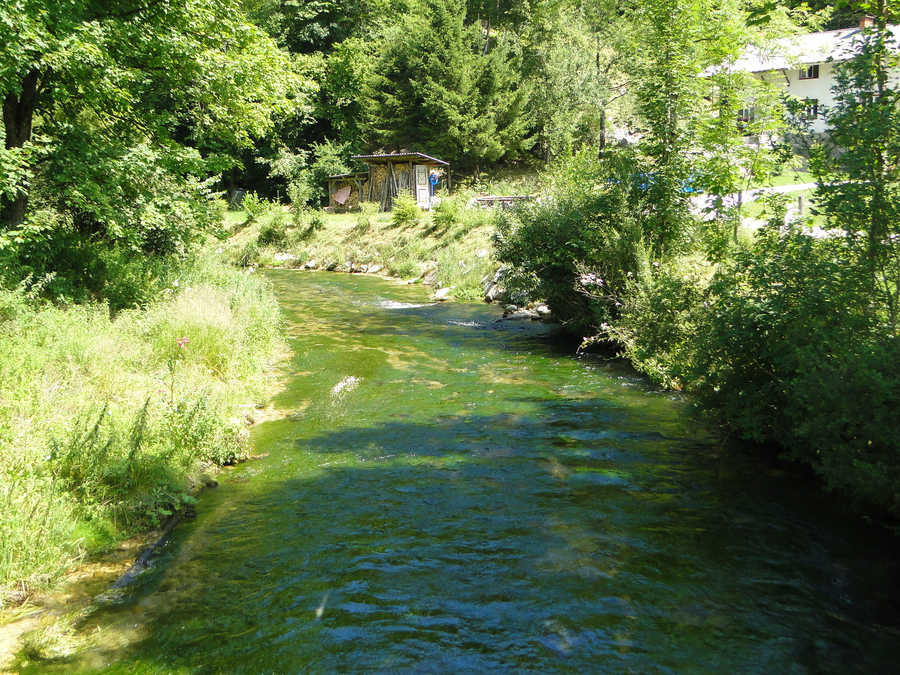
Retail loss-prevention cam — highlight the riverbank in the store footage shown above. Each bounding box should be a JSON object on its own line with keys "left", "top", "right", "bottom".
{"left": 0, "top": 250, "right": 285, "bottom": 609}
{"left": 222, "top": 198, "right": 502, "bottom": 302}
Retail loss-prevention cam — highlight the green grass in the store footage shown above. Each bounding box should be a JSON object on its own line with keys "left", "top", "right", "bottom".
{"left": 0, "top": 249, "right": 284, "bottom": 599}
{"left": 741, "top": 188, "right": 819, "bottom": 221}
{"left": 226, "top": 191, "right": 503, "bottom": 302}
{"left": 750, "top": 169, "right": 815, "bottom": 188}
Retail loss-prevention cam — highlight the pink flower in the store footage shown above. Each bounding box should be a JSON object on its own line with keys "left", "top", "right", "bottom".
{"left": 176, "top": 337, "right": 190, "bottom": 349}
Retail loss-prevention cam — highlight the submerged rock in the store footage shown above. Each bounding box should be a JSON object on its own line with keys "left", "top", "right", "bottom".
{"left": 505, "top": 309, "right": 539, "bottom": 320}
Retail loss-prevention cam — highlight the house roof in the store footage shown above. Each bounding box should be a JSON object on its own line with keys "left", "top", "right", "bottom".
{"left": 728, "top": 23, "right": 900, "bottom": 73}
{"left": 351, "top": 152, "right": 450, "bottom": 166}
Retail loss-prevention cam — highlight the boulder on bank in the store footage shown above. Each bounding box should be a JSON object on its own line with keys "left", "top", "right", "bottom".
{"left": 433, "top": 287, "right": 453, "bottom": 301}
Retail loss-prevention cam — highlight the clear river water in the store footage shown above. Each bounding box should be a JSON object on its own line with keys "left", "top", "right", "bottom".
{"left": 24, "top": 271, "right": 900, "bottom": 673}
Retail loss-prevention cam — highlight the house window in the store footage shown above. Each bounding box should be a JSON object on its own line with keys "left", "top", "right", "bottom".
{"left": 802, "top": 98, "right": 820, "bottom": 120}
{"left": 799, "top": 64, "right": 820, "bottom": 80}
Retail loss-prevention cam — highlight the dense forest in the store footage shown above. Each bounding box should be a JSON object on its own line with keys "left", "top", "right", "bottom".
{"left": 1, "top": 0, "right": 899, "bottom": 601}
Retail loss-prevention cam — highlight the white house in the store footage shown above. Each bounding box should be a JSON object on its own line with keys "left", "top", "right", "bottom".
{"left": 732, "top": 17, "right": 900, "bottom": 133}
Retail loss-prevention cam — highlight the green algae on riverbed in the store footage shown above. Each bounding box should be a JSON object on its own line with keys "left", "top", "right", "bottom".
{"left": 10, "top": 270, "right": 900, "bottom": 672}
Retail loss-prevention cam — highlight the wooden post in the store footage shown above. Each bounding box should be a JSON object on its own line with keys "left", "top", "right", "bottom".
{"left": 388, "top": 162, "right": 398, "bottom": 209}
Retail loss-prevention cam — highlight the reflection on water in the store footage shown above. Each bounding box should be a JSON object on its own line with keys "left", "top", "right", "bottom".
{"left": 22, "top": 271, "right": 900, "bottom": 673}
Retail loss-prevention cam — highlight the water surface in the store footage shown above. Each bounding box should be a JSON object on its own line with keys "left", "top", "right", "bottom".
{"left": 29, "top": 271, "right": 900, "bottom": 672}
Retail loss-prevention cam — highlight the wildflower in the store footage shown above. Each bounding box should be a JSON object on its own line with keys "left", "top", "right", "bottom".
{"left": 176, "top": 337, "right": 190, "bottom": 349}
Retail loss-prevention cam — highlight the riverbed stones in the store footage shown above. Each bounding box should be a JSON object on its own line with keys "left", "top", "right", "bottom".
{"left": 368, "top": 264, "right": 382, "bottom": 275}
{"left": 506, "top": 310, "right": 539, "bottom": 320}
{"left": 481, "top": 268, "right": 510, "bottom": 303}
{"left": 433, "top": 287, "right": 453, "bottom": 301}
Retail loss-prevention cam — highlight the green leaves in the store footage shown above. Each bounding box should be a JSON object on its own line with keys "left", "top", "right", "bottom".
{"left": 1, "top": 0, "right": 297, "bottom": 298}
{"left": 360, "top": 0, "right": 530, "bottom": 167}
{"left": 806, "top": 7, "right": 900, "bottom": 334}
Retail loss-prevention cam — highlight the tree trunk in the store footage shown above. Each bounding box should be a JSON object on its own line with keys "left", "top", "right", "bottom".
{"left": 1, "top": 69, "right": 39, "bottom": 227}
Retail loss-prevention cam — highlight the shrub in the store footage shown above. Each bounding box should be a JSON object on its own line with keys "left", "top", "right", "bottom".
{"left": 235, "top": 241, "right": 260, "bottom": 268}
{"left": 354, "top": 202, "right": 379, "bottom": 235}
{"left": 242, "top": 191, "right": 270, "bottom": 224}
{"left": 494, "top": 150, "right": 650, "bottom": 336}
{"left": 0, "top": 213, "right": 177, "bottom": 311}
{"left": 691, "top": 227, "right": 874, "bottom": 445}
{"left": 391, "top": 194, "right": 420, "bottom": 227}
{"left": 432, "top": 196, "right": 463, "bottom": 229}
{"left": 308, "top": 211, "right": 325, "bottom": 232}
{"left": 610, "top": 255, "right": 712, "bottom": 389}
{"left": 791, "top": 339, "right": 900, "bottom": 514}
{"left": 257, "top": 214, "right": 288, "bottom": 246}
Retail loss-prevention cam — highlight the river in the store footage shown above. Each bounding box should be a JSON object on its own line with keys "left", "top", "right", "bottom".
{"left": 21, "top": 271, "right": 900, "bottom": 672}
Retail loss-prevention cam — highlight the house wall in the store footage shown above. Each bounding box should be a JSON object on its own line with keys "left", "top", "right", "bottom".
{"left": 760, "top": 61, "right": 900, "bottom": 134}
{"left": 367, "top": 162, "right": 419, "bottom": 211}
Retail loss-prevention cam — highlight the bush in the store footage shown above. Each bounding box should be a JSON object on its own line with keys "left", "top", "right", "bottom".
{"left": 257, "top": 213, "right": 288, "bottom": 246}
{"left": 494, "top": 149, "right": 650, "bottom": 336}
{"left": 308, "top": 211, "right": 325, "bottom": 232}
{"left": 691, "top": 227, "right": 874, "bottom": 444}
{"left": 432, "top": 196, "right": 463, "bottom": 229}
{"left": 391, "top": 194, "right": 420, "bottom": 227}
{"left": 612, "top": 224, "right": 900, "bottom": 515}
{"left": 242, "top": 191, "right": 270, "bottom": 224}
{"left": 353, "top": 202, "right": 379, "bottom": 235}
{"left": 610, "top": 255, "right": 712, "bottom": 389}
{"left": 235, "top": 241, "right": 260, "bottom": 267}
{"left": 656, "top": 226, "right": 899, "bottom": 513}
{"left": 0, "top": 213, "right": 177, "bottom": 311}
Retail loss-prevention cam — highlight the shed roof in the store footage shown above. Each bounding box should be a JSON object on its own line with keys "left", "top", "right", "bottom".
{"left": 352, "top": 152, "right": 449, "bottom": 166}
{"left": 727, "top": 24, "right": 900, "bottom": 73}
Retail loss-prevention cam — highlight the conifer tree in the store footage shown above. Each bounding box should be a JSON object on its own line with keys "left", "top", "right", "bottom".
{"left": 363, "top": 0, "right": 530, "bottom": 167}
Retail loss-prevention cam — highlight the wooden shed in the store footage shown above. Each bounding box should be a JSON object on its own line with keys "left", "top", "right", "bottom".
{"left": 327, "top": 171, "right": 369, "bottom": 211}
{"left": 352, "top": 151, "right": 450, "bottom": 211}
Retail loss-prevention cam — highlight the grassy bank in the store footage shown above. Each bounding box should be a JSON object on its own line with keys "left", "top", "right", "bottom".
{"left": 0, "top": 252, "right": 283, "bottom": 602}
{"left": 225, "top": 194, "right": 501, "bottom": 301}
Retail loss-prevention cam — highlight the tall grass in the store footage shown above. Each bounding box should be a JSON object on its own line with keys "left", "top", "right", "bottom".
{"left": 0, "top": 252, "right": 283, "bottom": 599}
